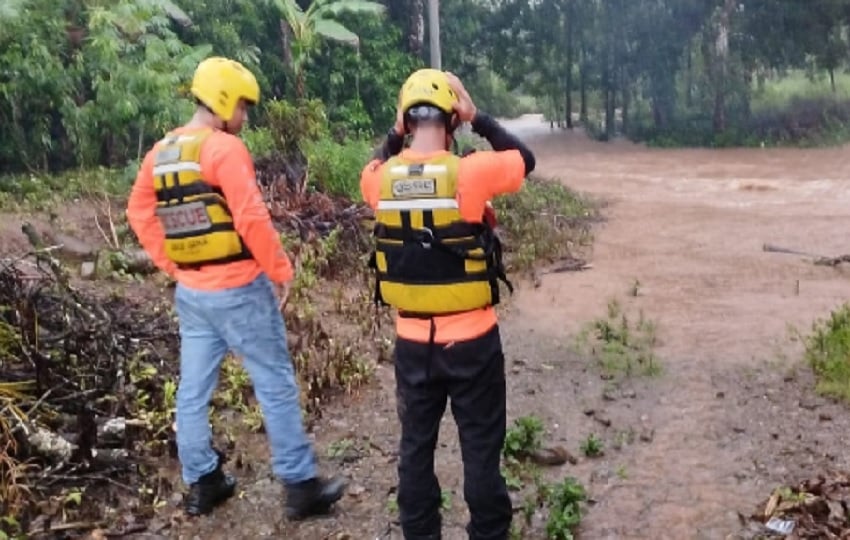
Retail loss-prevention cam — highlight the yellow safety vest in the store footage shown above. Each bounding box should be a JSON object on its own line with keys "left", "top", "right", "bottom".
{"left": 151, "top": 129, "right": 252, "bottom": 268}
{"left": 370, "top": 152, "right": 512, "bottom": 318}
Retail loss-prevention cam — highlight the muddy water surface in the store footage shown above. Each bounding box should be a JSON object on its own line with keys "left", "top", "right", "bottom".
{"left": 499, "top": 116, "right": 850, "bottom": 539}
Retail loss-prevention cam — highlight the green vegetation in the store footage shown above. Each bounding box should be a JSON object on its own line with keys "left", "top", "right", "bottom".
{"left": 496, "top": 0, "right": 850, "bottom": 147}
{"left": 494, "top": 176, "right": 596, "bottom": 273}
{"left": 3, "top": 0, "right": 846, "bottom": 187}
{"left": 575, "top": 298, "right": 661, "bottom": 381}
{"left": 580, "top": 434, "right": 604, "bottom": 458}
{"left": 803, "top": 302, "right": 850, "bottom": 403}
{"left": 502, "top": 415, "right": 588, "bottom": 540}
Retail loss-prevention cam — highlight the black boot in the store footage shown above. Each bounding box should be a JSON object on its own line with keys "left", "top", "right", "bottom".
{"left": 284, "top": 476, "right": 347, "bottom": 520}
{"left": 183, "top": 452, "right": 236, "bottom": 516}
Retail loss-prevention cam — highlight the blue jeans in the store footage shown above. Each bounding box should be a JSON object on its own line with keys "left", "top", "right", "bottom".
{"left": 173, "top": 273, "right": 317, "bottom": 485}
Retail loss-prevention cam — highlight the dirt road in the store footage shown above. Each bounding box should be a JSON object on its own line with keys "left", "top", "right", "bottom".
{"left": 163, "top": 118, "right": 850, "bottom": 540}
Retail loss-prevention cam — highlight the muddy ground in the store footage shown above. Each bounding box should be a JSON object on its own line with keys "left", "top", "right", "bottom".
{"left": 8, "top": 117, "right": 850, "bottom": 539}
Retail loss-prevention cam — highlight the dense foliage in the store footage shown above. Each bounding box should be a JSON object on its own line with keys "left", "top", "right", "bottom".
{"left": 486, "top": 0, "right": 850, "bottom": 146}
{"left": 2, "top": 0, "right": 850, "bottom": 180}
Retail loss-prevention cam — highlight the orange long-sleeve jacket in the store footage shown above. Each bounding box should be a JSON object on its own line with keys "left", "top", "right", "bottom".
{"left": 126, "top": 126, "right": 293, "bottom": 291}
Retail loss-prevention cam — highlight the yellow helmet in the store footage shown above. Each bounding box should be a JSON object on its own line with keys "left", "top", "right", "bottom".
{"left": 399, "top": 69, "right": 457, "bottom": 115}
{"left": 190, "top": 57, "right": 260, "bottom": 123}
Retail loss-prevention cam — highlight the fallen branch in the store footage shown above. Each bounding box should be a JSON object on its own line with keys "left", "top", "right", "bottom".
{"left": 762, "top": 243, "right": 850, "bottom": 266}
{"left": 28, "top": 520, "right": 107, "bottom": 538}
{"left": 11, "top": 418, "right": 129, "bottom": 466}
{"left": 814, "top": 254, "right": 850, "bottom": 267}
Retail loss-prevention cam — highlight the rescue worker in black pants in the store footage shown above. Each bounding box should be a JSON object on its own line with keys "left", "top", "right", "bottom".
{"left": 360, "top": 69, "right": 535, "bottom": 540}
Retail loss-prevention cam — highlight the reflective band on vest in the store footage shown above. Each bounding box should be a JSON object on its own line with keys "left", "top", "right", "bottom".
{"left": 152, "top": 129, "right": 252, "bottom": 268}
{"left": 370, "top": 153, "right": 509, "bottom": 318}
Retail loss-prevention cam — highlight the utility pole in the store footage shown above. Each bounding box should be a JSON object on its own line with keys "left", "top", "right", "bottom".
{"left": 428, "top": 0, "right": 441, "bottom": 69}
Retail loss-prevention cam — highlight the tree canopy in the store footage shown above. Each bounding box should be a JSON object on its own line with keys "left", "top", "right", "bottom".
{"left": 2, "top": 0, "right": 850, "bottom": 175}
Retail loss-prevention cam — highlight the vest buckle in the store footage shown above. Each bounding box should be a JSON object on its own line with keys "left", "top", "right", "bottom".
{"left": 417, "top": 227, "right": 434, "bottom": 249}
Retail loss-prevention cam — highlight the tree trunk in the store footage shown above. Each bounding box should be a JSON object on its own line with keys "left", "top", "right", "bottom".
{"left": 565, "top": 0, "right": 574, "bottom": 129}
{"left": 280, "top": 19, "right": 297, "bottom": 97}
{"left": 280, "top": 19, "right": 293, "bottom": 69}
{"left": 389, "top": 0, "right": 425, "bottom": 56}
{"left": 712, "top": 0, "right": 735, "bottom": 134}
{"left": 409, "top": 0, "right": 425, "bottom": 57}
{"left": 580, "top": 45, "right": 588, "bottom": 123}
{"left": 603, "top": 0, "right": 616, "bottom": 140}
{"left": 685, "top": 42, "right": 693, "bottom": 109}
{"left": 296, "top": 67, "right": 306, "bottom": 100}
{"left": 622, "top": 73, "right": 630, "bottom": 136}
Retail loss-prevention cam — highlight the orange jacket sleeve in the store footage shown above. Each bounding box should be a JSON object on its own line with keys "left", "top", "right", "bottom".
{"left": 126, "top": 151, "right": 179, "bottom": 278}
{"left": 207, "top": 134, "right": 294, "bottom": 284}
{"left": 456, "top": 149, "right": 526, "bottom": 223}
{"left": 360, "top": 158, "right": 384, "bottom": 210}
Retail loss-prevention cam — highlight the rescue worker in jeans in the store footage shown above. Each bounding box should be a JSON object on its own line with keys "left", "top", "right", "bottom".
{"left": 360, "top": 69, "right": 536, "bottom": 540}
{"left": 126, "top": 56, "right": 345, "bottom": 519}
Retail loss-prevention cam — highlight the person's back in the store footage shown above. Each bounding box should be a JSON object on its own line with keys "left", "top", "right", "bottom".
{"left": 360, "top": 69, "right": 534, "bottom": 540}
{"left": 130, "top": 125, "right": 290, "bottom": 291}
{"left": 361, "top": 143, "right": 527, "bottom": 344}
{"left": 126, "top": 55, "right": 345, "bottom": 522}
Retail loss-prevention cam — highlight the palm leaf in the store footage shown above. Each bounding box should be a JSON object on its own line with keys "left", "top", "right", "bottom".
{"left": 313, "top": 0, "right": 386, "bottom": 19}
{"left": 154, "top": 0, "right": 193, "bottom": 27}
{"left": 314, "top": 18, "right": 360, "bottom": 47}
{"left": 270, "top": 0, "right": 305, "bottom": 28}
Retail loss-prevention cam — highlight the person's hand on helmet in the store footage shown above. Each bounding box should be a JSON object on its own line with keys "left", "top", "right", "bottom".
{"left": 445, "top": 72, "right": 477, "bottom": 123}
{"left": 483, "top": 201, "right": 498, "bottom": 228}
{"left": 394, "top": 88, "right": 406, "bottom": 135}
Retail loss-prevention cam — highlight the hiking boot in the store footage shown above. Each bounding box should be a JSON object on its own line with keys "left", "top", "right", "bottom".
{"left": 183, "top": 452, "right": 236, "bottom": 516}
{"left": 284, "top": 476, "right": 347, "bottom": 520}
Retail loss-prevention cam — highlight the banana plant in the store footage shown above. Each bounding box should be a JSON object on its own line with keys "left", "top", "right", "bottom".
{"left": 268, "top": 0, "right": 385, "bottom": 98}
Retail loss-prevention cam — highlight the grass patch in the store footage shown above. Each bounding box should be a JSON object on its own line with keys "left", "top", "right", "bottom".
{"left": 493, "top": 175, "right": 597, "bottom": 273}
{"left": 575, "top": 298, "right": 661, "bottom": 380}
{"left": 752, "top": 70, "right": 850, "bottom": 112}
{"left": 0, "top": 167, "right": 131, "bottom": 211}
{"left": 580, "top": 434, "right": 604, "bottom": 458}
{"left": 802, "top": 302, "right": 850, "bottom": 403}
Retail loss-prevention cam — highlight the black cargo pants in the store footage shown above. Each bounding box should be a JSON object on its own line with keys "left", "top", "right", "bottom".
{"left": 393, "top": 323, "right": 512, "bottom": 540}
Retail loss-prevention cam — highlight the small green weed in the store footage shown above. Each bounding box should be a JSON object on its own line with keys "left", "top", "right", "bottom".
{"left": 327, "top": 438, "right": 355, "bottom": 460}
{"left": 441, "top": 489, "right": 452, "bottom": 511}
{"left": 503, "top": 415, "right": 545, "bottom": 460}
{"left": 580, "top": 434, "right": 604, "bottom": 458}
{"left": 383, "top": 487, "right": 446, "bottom": 517}
{"left": 544, "top": 477, "right": 587, "bottom": 540}
{"left": 575, "top": 298, "right": 661, "bottom": 380}
{"left": 802, "top": 302, "right": 850, "bottom": 403}
{"left": 500, "top": 416, "right": 589, "bottom": 539}
{"left": 511, "top": 475, "right": 588, "bottom": 540}
{"left": 502, "top": 416, "right": 546, "bottom": 493}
